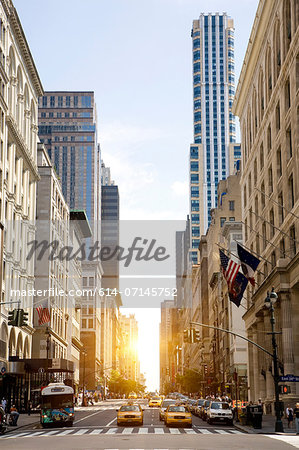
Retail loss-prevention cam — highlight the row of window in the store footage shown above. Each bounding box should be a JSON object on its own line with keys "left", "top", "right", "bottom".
{"left": 40, "top": 111, "right": 91, "bottom": 119}
{"left": 41, "top": 95, "right": 92, "bottom": 108}
{"left": 41, "top": 135, "right": 93, "bottom": 143}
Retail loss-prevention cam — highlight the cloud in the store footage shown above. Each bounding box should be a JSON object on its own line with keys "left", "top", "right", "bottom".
{"left": 171, "top": 180, "right": 188, "bottom": 197}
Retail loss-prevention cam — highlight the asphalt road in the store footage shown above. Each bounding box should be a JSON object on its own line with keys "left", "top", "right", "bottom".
{"left": 1, "top": 399, "right": 298, "bottom": 449}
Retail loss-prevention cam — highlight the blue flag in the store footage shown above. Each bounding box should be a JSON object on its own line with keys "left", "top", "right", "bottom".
{"left": 228, "top": 271, "right": 248, "bottom": 307}
{"left": 237, "top": 243, "right": 260, "bottom": 286}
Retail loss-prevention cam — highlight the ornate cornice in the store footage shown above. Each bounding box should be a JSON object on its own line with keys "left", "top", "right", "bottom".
{"left": 6, "top": 113, "right": 40, "bottom": 180}
{"left": 6, "top": 2, "right": 43, "bottom": 97}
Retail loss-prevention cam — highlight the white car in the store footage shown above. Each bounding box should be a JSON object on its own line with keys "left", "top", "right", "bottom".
{"left": 206, "top": 402, "right": 233, "bottom": 425}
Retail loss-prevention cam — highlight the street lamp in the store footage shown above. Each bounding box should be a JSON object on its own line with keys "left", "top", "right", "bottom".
{"left": 81, "top": 349, "right": 87, "bottom": 407}
{"left": 45, "top": 327, "right": 51, "bottom": 384}
{"left": 265, "top": 287, "right": 284, "bottom": 433}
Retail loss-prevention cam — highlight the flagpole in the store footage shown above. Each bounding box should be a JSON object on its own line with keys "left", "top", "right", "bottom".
{"left": 190, "top": 321, "right": 274, "bottom": 359}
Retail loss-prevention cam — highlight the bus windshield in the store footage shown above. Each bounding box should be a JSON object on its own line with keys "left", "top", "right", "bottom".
{"left": 41, "top": 394, "right": 73, "bottom": 409}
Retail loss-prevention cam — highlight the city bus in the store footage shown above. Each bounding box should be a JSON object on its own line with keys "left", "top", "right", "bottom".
{"left": 40, "top": 383, "right": 75, "bottom": 427}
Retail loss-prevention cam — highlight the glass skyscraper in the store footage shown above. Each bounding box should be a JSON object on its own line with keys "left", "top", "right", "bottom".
{"left": 189, "top": 13, "right": 238, "bottom": 265}
{"left": 38, "top": 92, "right": 100, "bottom": 242}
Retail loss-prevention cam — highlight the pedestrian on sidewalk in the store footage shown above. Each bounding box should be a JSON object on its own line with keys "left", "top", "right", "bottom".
{"left": 1, "top": 398, "right": 7, "bottom": 413}
{"left": 294, "top": 402, "right": 299, "bottom": 435}
{"left": 28, "top": 400, "right": 32, "bottom": 416}
{"left": 286, "top": 405, "right": 294, "bottom": 429}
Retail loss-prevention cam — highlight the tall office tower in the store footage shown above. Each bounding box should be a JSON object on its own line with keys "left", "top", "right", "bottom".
{"left": 189, "top": 13, "right": 237, "bottom": 264}
{"left": 38, "top": 92, "right": 100, "bottom": 242}
{"left": 100, "top": 166, "right": 121, "bottom": 373}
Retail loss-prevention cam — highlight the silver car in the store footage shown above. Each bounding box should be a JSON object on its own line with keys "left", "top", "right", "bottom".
{"left": 159, "top": 399, "right": 175, "bottom": 421}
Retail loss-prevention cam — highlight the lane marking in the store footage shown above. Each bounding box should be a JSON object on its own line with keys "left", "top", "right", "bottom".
{"left": 89, "top": 428, "right": 103, "bottom": 434}
{"left": 72, "top": 428, "right": 89, "bottom": 435}
{"left": 56, "top": 429, "right": 74, "bottom": 436}
{"left": 106, "top": 427, "right": 118, "bottom": 434}
{"left": 138, "top": 428, "right": 148, "bottom": 434}
{"left": 154, "top": 428, "right": 164, "bottom": 434}
{"left": 122, "top": 427, "right": 134, "bottom": 434}
{"left": 169, "top": 428, "right": 181, "bottom": 434}
{"left": 198, "top": 428, "right": 212, "bottom": 434}
{"left": 2, "top": 432, "right": 31, "bottom": 439}
{"left": 74, "top": 409, "right": 105, "bottom": 424}
{"left": 106, "top": 417, "right": 117, "bottom": 426}
{"left": 184, "top": 428, "right": 196, "bottom": 434}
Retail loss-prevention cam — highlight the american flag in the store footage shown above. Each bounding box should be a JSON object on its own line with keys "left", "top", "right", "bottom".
{"left": 36, "top": 305, "right": 51, "bottom": 325}
{"left": 219, "top": 249, "right": 240, "bottom": 291}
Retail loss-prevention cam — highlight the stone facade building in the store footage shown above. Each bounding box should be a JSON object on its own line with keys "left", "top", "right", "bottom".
{"left": 233, "top": 0, "right": 299, "bottom": 410}
{"left": 0, "top": 0, "right": 43, "bottom": 410}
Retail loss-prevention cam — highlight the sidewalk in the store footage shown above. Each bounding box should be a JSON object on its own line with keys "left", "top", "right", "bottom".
{"left": 5, "top": 412, "right": 39, "bottom": 433}
{"left": 234, "top": 414, "right": 297, "bottom": 435}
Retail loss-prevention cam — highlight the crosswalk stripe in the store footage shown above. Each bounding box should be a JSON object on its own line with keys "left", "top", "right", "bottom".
{"left": 138, "top": 427, "right": 148, "bottom": 434}
{"left": 214, "top": 429, "right": 229, "bottom": 434}
{"left": 3, "top": 432, "right": 31, "bottom": 439}
{"left": 89, "top": 429, "right": 103, "bottom": 435}
{"left": 184, "top": 428, "right": 196, "bottom": 434}
{"left": 106, "top": 428, "right": 118, "bottom": 434}
{"left": 122, "top": 427, "right": 134, "bottom": 434}
{"left": 169, "top": 428, "right": 181, "bottom": 434}
{"left": 42, "top": 430, "right": 61, "bottom": 436}
{"left": 56, "top": 429, "right": 74, "bottom": 436}
{"left": 198, "top": 428, "right": 212, "bottom": 434}
{"left": 229, "top": 430, "right": 243, "bottom": 434}
{"left": 72, "top": 428, "right": 89, "bottom": 435}
{"left": 154, "top": 428, "right": 164, "bottom": 434}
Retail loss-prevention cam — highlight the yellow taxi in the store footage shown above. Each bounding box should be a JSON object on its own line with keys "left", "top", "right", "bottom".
{"left": 149, "top": 396, "right": 162, "bottom": 407}
{"left": 128, "top": 391, "right": 137, "bottom": 399}
{"left": 117, "top": 403, "right": 143, "bottom": 426}
{"left": 164, "top": 405, "right": 192, "bottom": 428}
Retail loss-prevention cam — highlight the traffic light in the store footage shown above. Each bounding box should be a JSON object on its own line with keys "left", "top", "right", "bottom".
{"left": 18, "top": 309, "right": 29, "bottom": 327}
{"left": 184, "top": 329, "right": 190, "bottom": 343}
{"left": 204, "top": 364, "right": 208, "bottom": 376}
{"left": 193, "top": 329, "right": 200, "bottom": 343}
{"left": 280, "top": 385, "right": 291, "bottom": 394}
{"left": 8, "top": 309, "right": 19, "bottom": 326}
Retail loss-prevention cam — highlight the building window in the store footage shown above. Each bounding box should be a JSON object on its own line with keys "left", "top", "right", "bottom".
{"left": 278, "top": 192, "right": 284, "bottom": 225}
{"left": 285, "top": 78, "right": 291, "bottom": 111}
{"left": 50, "top": 96, "right": 55, "bottom": 107}
{"left": 220, "top": 217, "right": 226, "bottom": 227}
{"left": 229, "top": 217, "right": 235, "bottom": 222}
{"left": 268, "top": 166, "right": 273, "bottom": 195}
{"left": 269, "top": 208, "right": 275, "bottom": 238}
{"left": 229, "top": 200, "right": 235, "bottom": 211}
{"left": 261, "top": 181, "right": 265, "bottom": 209}
{"left": 271, "top": 250, "right": 276, "bottom": 268}
{"left": 267, "top": 124, "right": 272, "bottom": 153}
{"left": 88, "top": 319, "right": 94, "bottom": 329}
{"left": 290, "top": 225, "right": 296, "bottom": 257}
{"left": 262, "top": 222, "right": 267, "bottom": 250}
{"left": 275, "top": 102, "right": 280, "bottom": 131}
{"left": 83, "top": 277, "right": 87, "bottom": 287}
{"left": 243, "top": 185, "right": 247, "bottom": 207}
{"left": 260, "top": 142, "right": 264, "bottom": 169}
{"left": 66, "top": 96, "right": 70, "bottom": 107}
{"left": 82, "top": 319, "right": 87, "bottom": 329}
{"left": 58, "top": 96, "right": 63, "bottom": 107}
{"left": 280, "top": 238, "right": 286, "bottom": 258}
{"left": 42, "top": 96, "right": 47, "bottom": 107}
{"left": 276, "top": 147, "right": 282, "bottom": 178}
{"left": 286, "top": 127, "right": 292, "bottom": 159}
{"left": 288, "top": 174, "right": 294, "bottom": 209}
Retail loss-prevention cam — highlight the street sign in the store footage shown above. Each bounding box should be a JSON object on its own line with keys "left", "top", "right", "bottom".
{"left": 279, "top": 374, "right": 299, "bottom": 382}
{"left": 38, "top": 367, "right": 45, "bottom": 374}
{"left": 0, "top": 367, "right": 6, "bottom": 374}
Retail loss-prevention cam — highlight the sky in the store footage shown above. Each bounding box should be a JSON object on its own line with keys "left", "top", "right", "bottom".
{"left": 14, "top": 0, "right": 259, "bottom": 391}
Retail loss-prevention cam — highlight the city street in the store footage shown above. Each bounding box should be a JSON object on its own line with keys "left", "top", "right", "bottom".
{"left": 0, "top": 400, "right": 298, "bottom": 449}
